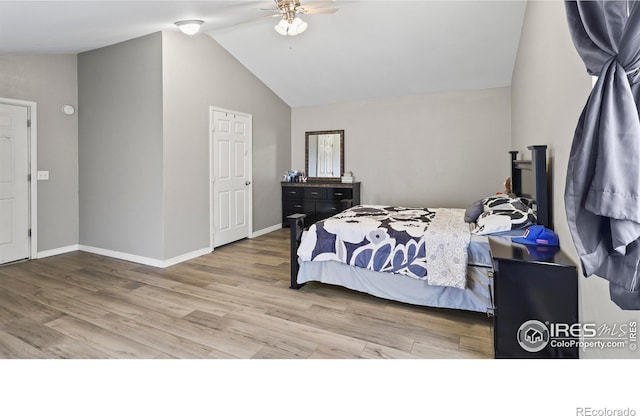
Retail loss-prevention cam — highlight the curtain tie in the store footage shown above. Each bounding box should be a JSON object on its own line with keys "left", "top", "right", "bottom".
{"left": 603, "top": 55, "right": 640, "bottom": 84}
{"left": 626, "top": 66, "right": 640, "bottom": 84}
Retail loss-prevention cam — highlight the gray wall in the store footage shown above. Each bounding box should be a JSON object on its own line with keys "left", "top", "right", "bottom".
{"left": 511, "top": 0, "right": 640, "bottom": 358}
{"left": 78, "top": 33, "right": 165, "bottom": 260}
{"left": 292, "top": 88, "right": 511, "bottom": 208}
{"left": 77, "top": 31, "right": 289, "bottom": 262}
{"left": 0, "top": 55, "right": 79, "bottom": 252}
{"left": 162, "top": 32, "right": 291, "bottom": 258}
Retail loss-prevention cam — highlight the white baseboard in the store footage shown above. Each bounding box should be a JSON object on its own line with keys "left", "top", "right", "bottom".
{"left": 36, "top": 244, "right": 212, "bottom": 268}
{"left": 78, "top": 245, "right": 165, "bottom": 267}
{"left": 77, "top": 245, "right": 211, "bottom": 268}
{"left": 37, "top": 244, "right": 80, "bottom": 259}
{"left": 163, "top": 247, "right": 211, "bottom": 268}
{"left": 251, "top": 223, "right": 282, "bottom": 238}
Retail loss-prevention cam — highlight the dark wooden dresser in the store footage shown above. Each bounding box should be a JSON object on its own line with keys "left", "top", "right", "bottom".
{"left": 281, "top": 182, "right": 361, "bottom": 226}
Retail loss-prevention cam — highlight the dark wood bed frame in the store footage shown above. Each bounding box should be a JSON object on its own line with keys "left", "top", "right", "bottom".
{"left": 510, "top": 145, "right": 550, "bottom": 229}
{"left": 288, "top": 145, "right": 549, "bottom": 290}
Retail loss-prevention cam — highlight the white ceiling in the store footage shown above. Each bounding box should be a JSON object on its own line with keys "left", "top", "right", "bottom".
{"left": 0, "top": 0, "right": 527, "bottom": 108}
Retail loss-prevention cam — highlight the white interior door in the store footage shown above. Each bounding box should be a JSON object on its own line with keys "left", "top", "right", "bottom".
{"left": 211, "top": 108, "right": 252, "bottom": 248}
{"left": 0, "top": 103, "right": 29, "bottom": 264}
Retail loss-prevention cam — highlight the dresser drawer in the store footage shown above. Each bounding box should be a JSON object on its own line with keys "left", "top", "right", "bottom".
{"left": 328, "top": 188, "right": 352, "bottom": 200}
{"left": 283, "top": 200, "right": 304, "bottom": 211}
{"left": 304, "top": 187, "right": 327, "bottom": 199}
{"left": 283, "top": 187, "right": 304, "bottom": 200}
{"left": 316, "top": 201, "right": 342, "bottom": 220}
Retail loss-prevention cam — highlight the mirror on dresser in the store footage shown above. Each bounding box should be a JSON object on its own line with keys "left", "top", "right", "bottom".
{"left": 305, "top": 130, "right": 344, "bottom": 181}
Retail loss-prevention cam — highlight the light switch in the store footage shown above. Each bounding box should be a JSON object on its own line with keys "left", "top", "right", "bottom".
{"left": 37, "top": 171, "right": 49, "bottom": 180}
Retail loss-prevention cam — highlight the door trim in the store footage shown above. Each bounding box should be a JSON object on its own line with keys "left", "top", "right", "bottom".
{"left": 0, "top": 97, "right": 37, "bottom": 261}
{"left": 209, "top": 106, "right": 253, "bottom": 250}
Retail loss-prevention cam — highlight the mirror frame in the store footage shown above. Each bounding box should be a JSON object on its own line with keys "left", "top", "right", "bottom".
{"left": 305, "top": 130, "right": 345, "bottom": 182}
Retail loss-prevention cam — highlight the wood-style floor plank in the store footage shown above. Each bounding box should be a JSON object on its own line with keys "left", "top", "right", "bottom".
{"left": 0, "top": 228, "right": 493, "bottom": 358}
{"left": 133, "top": 310, "right": 263, "bottom": 359}
{"left": 0, "top": 329, "right": 52, "bottom": 359}
{"left": 82, "top": 313, "right": 217, "bottom": 359}
{"left": 184, "top": 309, "right": 318, "bottom": 358}
{"left": 45, "top": 315, "right": 164, "bottom": 359}
{"left": 361, "top": 342, "right": 421, "bottom": 359}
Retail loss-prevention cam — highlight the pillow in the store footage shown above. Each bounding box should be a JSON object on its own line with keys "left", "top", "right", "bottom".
{"left": 481, "top": 194, "right": 534, "bottom": 212}
{"left": 464, "top": 200, "right": 484, "bottom": 223}
{"left": 481, "top": 194, "right": 512, "bottom": 211}
{"left": 472, "top": 208, "right": 537, "bottom": 235}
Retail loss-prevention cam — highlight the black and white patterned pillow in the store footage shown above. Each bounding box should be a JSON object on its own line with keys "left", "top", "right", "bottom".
{"left": 481, "top": 195, "right": 533, "bottom": 212}
{"left": 472, "top": 208, "right": 537, "bottom": 235}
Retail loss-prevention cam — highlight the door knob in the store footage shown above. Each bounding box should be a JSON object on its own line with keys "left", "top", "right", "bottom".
{"left": 245, "top": 181, "right": 251, "bottom": 186}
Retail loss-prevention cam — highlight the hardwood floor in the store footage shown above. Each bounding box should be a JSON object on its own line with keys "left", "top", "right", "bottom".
{"left": 0, "top": 229, "right": 493, "bottom": 358}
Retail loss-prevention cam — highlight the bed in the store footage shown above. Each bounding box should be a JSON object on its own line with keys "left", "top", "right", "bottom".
{"left": 287, "top": 145, "right": 550, "bottom": 314}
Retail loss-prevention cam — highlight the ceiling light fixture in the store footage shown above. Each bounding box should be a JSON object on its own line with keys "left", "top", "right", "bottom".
{"left": 175, "top": 20, "right": 204, "bottom": 36}
{"left": 274, "top": 16, "right": 308, "bottom": 36}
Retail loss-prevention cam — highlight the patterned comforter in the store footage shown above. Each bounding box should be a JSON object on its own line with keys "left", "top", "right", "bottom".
{"left": 297, "top": 205, "right": 471, "bottom": 289}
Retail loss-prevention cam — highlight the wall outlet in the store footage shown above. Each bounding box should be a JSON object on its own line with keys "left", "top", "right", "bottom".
{"left": 37, "top": 171, "right": 49, "bottom": 180}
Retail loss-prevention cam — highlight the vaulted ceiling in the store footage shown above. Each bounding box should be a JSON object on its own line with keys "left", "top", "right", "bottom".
{"left": 0, "top": 1, "right": 527, "bottom": 107}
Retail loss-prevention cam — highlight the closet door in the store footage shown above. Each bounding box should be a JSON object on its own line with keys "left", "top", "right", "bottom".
{"left": 211, "top": 108, "right": 252, "bottom": 248}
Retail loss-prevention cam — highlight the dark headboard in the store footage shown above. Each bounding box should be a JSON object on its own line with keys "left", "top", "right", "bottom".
{"left": 509, "top": 145, "right": 551, "bottom": 230}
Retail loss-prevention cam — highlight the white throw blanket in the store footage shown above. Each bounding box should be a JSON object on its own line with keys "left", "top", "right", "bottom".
{"left": 424, "top": 208, "right": 471, "bottom": 289}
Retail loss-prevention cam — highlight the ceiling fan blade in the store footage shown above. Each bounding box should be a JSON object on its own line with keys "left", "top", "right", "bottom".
{"left": 300, "top": 7, "right": 339, "bottom": 15}
{"left": 298, "top": 1, "right": 336, "bottom": 9}
{"left": 251, "top": 12, "right": 283, "bottom": 22}
{"left": 209, "top": 12, "right": 282, "bottom": 34}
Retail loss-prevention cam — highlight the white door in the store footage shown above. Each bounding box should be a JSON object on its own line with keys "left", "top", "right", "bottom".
{"left": 211, "top": 108, "right": 252, "bottom": 248}
{"left": 0, "top": 103, "right": 29, "bottom": 264}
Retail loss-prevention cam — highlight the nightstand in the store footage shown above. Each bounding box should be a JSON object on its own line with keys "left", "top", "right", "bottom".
{"left": 489, "top": 236, "right": 579, "bottom": 359}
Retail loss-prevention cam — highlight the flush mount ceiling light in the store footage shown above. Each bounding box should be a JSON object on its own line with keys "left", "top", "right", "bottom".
{"left": 175, "top": 20, "right": 204, "bottom": 36}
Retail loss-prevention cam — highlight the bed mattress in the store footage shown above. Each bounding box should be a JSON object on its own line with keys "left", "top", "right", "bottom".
{"left": 296, "top": 233, "right": 494, "bottom": 313}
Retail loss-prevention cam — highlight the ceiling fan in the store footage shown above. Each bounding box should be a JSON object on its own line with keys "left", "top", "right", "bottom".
{"left": 263, "top": 0, "right": 340, "bottom": 36}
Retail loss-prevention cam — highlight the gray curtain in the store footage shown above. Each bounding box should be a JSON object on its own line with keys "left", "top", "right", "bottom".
{"left": 565, "top": 0, "right": 640, "bottom": 310}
